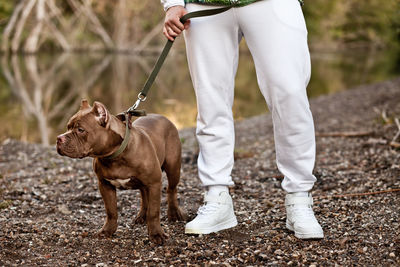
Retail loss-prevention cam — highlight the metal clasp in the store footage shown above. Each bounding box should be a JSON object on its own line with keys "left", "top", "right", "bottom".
{"left": 128, "top": 92, "right": 147, "bottom": 112}
{"left": 137, "top": 92, "right": 147, "bottom": 102}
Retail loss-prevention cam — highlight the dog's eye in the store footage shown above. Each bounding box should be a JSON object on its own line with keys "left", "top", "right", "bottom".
{"left": 77, "top": 127, "right": 85, "bottom": 133}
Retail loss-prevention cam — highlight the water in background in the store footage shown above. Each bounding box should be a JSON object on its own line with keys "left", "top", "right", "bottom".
{"left": 1, "top": 45, "right": 399, "bottom": 145}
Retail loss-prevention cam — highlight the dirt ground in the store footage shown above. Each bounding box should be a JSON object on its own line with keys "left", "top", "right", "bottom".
{"left": 1, "top": 78, "right": 399, "bottom": 266}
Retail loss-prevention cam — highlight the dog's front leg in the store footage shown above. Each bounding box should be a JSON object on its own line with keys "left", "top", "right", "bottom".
{"left": 146, "top": 181, "right": 167, "bottom": 244}
{"left": 97, "top": 176, "right": 118, "bottom": 237}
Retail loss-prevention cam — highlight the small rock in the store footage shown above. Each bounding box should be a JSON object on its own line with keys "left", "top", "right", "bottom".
{"left": 58, "top": 204, "right": 71, "bottom": 215}
{"left": 258, "top": 254, "right": 268, "bottom": 260}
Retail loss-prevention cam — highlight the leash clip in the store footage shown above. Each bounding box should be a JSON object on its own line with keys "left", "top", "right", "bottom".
{"left": 126, "top": 92, "right": 147, "bottom": 117}
{"left": 128, "top": 92, "right": 147, "bottom": 112}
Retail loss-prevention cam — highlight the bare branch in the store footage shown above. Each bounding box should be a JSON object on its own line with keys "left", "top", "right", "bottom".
{"left": 46, "top": 0, "right": 70, "bottom": 30}
{"left": 319, "top": 188, "right": 400, "bottom": 199}
{"left": 316, "top": 131, "right": 374, "bottom": 137}
{"left": 44, "top": 15, "right": 71, "bottom": 51}
{"left": 391, "top": 117, "right": 400, "bottom": 143}
{"left": 1, "top": 0, "right": 27, "bottom": 52}
{"left": 134, "top": 21, "right": 164, "bottom": 53}
{"left": 373, "top": 106, "right": 390, "bottom": 124}
{"left": 68, "top": 0, "right": 114, "bottom": 49}
{"left": 11, "top": 0, "right": 37, "bottom": 52}
{"left": 24, "top": 0, "right": 46, "bottom": 53}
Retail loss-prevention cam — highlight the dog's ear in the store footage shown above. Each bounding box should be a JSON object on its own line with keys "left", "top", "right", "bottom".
{"left": 80, "top": 99, "right": 90, "bottom": 110}
{"left": 92, "top": 101, "right": 109, "bottom": 127}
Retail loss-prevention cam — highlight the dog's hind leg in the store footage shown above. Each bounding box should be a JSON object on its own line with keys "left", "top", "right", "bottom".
{"left": 134, "top": 187, "right": 148, "bottom": 224}
{"left": 146, "top": 181, "right": 168, "bottom": 244}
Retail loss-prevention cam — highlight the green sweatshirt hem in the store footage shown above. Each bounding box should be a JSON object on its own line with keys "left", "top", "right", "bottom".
{"left": 184, "top": 0, "right": 304, "bottom": 7}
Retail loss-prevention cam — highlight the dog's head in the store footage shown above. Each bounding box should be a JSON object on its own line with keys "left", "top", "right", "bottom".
{"left": 56, "top": 100, "right": 123, "bottom": 158}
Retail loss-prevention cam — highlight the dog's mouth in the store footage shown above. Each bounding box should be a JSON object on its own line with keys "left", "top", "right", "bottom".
{"left": 56, "top": 142, "right": 87, "bottom": 159}
{"left": 56, "top": 145, "right": 64, "bottom": 156}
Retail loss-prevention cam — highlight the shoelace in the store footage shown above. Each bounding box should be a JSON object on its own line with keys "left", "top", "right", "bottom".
{"left": 197, "top": 202, "right": 220, "bottom": 215}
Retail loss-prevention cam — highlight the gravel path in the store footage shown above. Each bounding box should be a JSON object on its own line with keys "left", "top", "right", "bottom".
{"left": 1, "top": 78, "right": 399, "bottom": 266}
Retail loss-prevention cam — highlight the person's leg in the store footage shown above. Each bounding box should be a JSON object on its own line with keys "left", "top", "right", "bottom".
{"left": 237, "top": 0, "right": 323, "bottom": 238}
{"left": 184, "top": 4, "right": 239, "bottom": 189}
{"left": 183, "top": 3, "right": 240, "bottom": 234}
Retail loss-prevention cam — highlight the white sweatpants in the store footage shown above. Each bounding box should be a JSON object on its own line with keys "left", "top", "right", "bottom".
{"left": 183, "top": 0, "right": 317, "bottom": 193}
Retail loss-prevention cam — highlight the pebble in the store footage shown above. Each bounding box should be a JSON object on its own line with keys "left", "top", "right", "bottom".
{"left": 58, "top": 204, "right": 72, "bottom": 215}
{"left": 258, "top": 254, "right": 268, "bottom": 260}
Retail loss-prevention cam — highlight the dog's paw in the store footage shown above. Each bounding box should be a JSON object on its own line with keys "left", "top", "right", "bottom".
{"left": 97, "top": 223, "right": 117, "bottom": 238}
{"left": 149, "top": 231, "right": 168, "bottom": 245}
{"left": 97, "top": 229, "right": 114, "bottom": 238}
{"left": 134, "top": 213, "right": 146, "bottom": 224}
{"left": 168, "top": 207, "right": 188, "bottom": 222}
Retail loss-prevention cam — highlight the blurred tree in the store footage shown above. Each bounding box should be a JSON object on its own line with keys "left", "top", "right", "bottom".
{"left": 0, "top": 1, "right": 13, "bottom": 20}
{"left": 303, "top": 0, "right": 400, "bottom": 50}
{"left": 341, "top": 0, "right": 400, "bottom": 48}
{"left": 0, "top": 0, "right": 399, "bottom": 53}
{"left": 0, "top": 1, "right": 13, "bottom": 40}
{"left": 0, "top": 0, "right": 165, "bottom": 53}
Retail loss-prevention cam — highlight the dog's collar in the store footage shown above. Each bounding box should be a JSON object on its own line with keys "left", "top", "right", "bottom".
{"left": 102, "top": 110, "right": 146, "bottom": 160}
{"left": 104, "top": 113, "right": 131, "bottom": 160}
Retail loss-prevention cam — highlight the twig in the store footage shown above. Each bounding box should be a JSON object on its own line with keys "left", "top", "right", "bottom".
{"left": 11, "top": 0, "right": 36, "bottom": 52}
{"left": 318, "top": 188, "right": 400, "bottom": 199}
{"left": 390, "top": 141, "right": 400, "bottom": 148}
{"left": 43, "top": 15, "right": 71, "bottom": 51}
{"left": 391, "top": 117, "right": 400, "bottom": 142}
{"left": 373, "top": 107, "right": 390, "bottom": 124}
{"left": 134, "top": 20, "right": 164, "bottom": 53}
{"left": 1, "top": 0, "right": 26, "bottom": 52}
{"left": 381, "top": 109, "right": 390, "bottom": 124}
{"left": 316, "top": 131, "right": 374, "bottom": 137}
{"left": 68, "top": 0, "right": 114, "bottom": 48}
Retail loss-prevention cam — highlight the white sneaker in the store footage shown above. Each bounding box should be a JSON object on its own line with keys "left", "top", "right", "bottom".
{"left": 285, "top": 192, "right": 324, "bottom": 239}
{"left": 185, "top": 191, "right": 238, "bottom": 234}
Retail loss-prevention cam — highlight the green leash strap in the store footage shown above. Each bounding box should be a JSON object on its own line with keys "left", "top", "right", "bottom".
{"left": 127, "top": 6, "right": 232, "bottom": 114}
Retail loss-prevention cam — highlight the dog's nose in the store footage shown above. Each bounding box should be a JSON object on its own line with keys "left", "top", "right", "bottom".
{"left": 57, "top": 135, "right": 65, "bottom": 144}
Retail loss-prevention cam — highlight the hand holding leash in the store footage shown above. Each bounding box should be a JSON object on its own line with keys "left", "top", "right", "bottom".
{"left": 163, "top": 6, "right": 190, "bottom": 41}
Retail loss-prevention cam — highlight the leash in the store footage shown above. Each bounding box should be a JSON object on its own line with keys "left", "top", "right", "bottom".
{"left": 105, "top": 6, "right": 233, "bottom": 160}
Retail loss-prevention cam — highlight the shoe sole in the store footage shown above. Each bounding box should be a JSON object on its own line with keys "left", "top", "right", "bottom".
{"left": 185, "top": 217, "right": 238, "bottom": 235}
{"left": 286, "top": 222, "right": 324, "bottom": 239}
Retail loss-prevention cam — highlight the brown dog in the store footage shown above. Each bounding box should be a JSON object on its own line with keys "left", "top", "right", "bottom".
{"left": 56, "top": 100, "right": 186, "bottom": 244}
